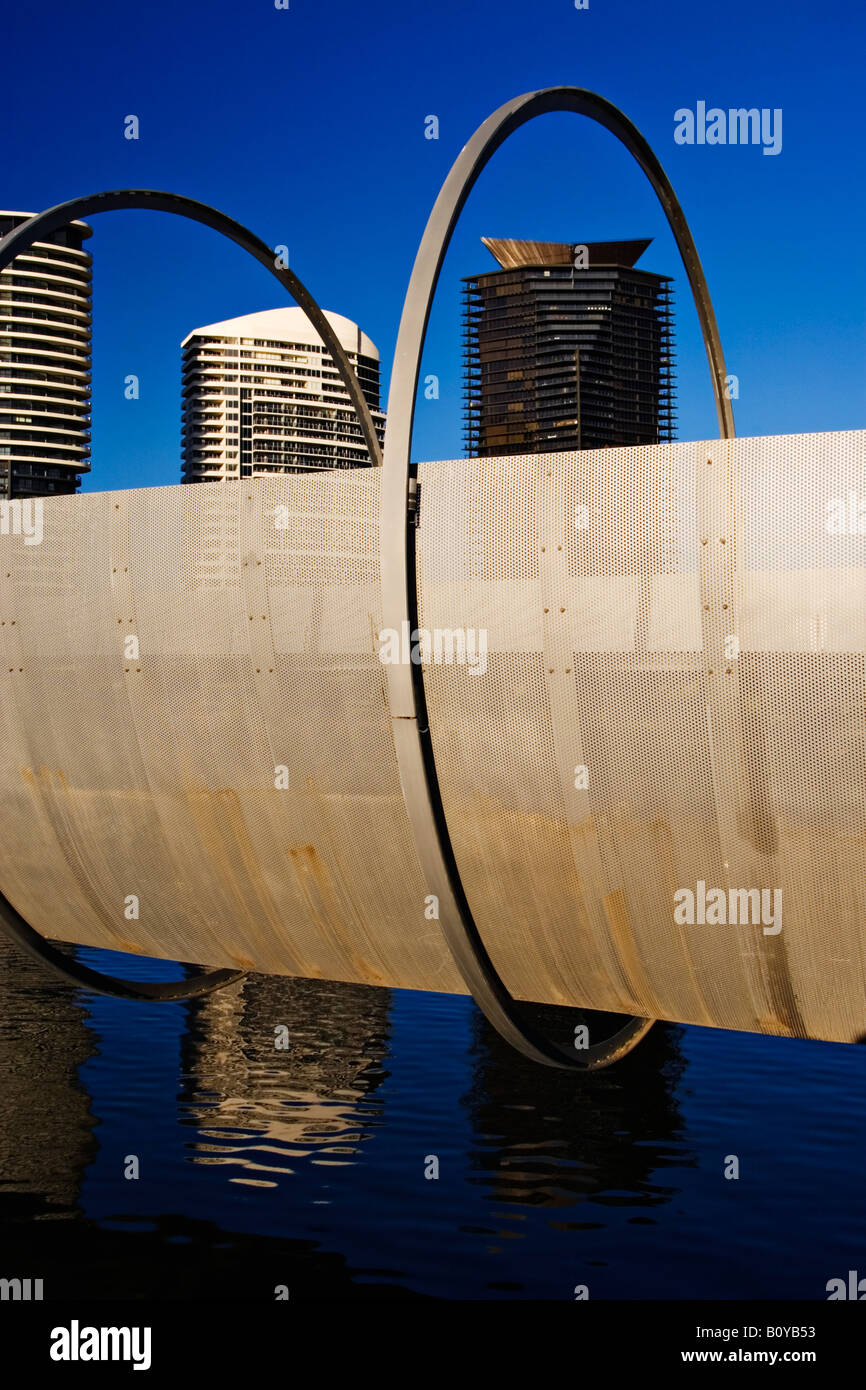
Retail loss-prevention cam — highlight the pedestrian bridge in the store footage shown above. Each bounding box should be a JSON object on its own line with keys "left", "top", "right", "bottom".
{"left": 2, "top": 85, "right": 863, "bottom": 1067}
{"left": 1, "top": 430, "right": 865, "bottom": 1050}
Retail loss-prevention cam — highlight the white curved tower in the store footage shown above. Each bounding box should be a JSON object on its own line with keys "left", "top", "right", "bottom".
{"left": 0, "top": 212, "right": 92, "bottom": 499}
{"left": 181, "top": 306, "right": 386, "bottom": 481}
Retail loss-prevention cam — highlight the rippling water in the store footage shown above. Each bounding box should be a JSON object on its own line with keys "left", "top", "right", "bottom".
{"left": 1, "top": 937, "right": 864, "bottom": 1299}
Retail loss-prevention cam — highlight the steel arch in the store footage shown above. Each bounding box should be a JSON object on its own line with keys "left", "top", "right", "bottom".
{"left": 0, "top": 188, "right": 381, "bottom": 1001}
{"left": 380, "top": 86, "right": 735, "bottom": 1068}
{"left": 0, "top": 191, "right": 382, "bottom": 469}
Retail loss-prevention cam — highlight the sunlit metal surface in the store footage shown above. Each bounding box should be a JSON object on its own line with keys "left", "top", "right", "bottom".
{"left": 379, "top": 84, "right": 735, "bottom": 1066}
{"left": 0, "top": 431, "right": 864, "bottom": 1042}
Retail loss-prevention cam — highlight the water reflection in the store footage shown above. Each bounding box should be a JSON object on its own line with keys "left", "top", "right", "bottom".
{"left": 0, "top": 939, "right": 97, "bottom": 1221}
{"left": 465, "top": 1005, "right": 690, "bottom": 1222}
{"left": 2, "top": 936, "right": 866, "bottom": 1299}
{"left": 179, "top": 975, "right": 390, "bottom": 1185}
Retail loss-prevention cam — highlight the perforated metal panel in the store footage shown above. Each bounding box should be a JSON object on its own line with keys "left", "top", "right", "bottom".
{"left": 0, "top": 474, "right": 463, "bottom": 994}
{"left": 2, "top": 433, "right": 866, "bottom": 1043}
{"left": 417, "top": 431, "right": 866, "bottom": 1040}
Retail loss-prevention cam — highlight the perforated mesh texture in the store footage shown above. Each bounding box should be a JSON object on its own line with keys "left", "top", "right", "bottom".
{"left": 2, "top": 433, "right": 866, "bottom": 1042}
{"left": 0, "top": 475, "right": 463, "bottom": 994}
{"left": 417, "top": 432, "right": 866, "bottom": 1041}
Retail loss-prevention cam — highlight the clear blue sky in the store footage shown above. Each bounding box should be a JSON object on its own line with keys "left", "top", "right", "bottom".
{"left": 5, "top": 0, "right": 864, "bottom": 490}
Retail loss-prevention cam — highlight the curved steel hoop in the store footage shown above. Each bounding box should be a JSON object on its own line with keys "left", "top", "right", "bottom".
{"left": 380, "top": 86, "right": 736, "bottom": 1069}
{"left": 0, "top": 188, "right": 381, "bottom": 1001}
{"left": 0, "top": 893, "right": 244, "bottom": 1002}
{"left": 0, "top": 191, "right": 382, "bottom": 467}
{"left": 0, "top": 97, "right": 734, "bottom": 1041}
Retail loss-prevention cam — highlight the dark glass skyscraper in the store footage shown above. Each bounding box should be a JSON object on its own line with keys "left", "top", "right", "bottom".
{"left": 462, "top": 238, "right": 675, "bottom": 456}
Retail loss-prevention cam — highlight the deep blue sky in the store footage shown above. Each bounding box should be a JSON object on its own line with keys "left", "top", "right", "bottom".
{"left": 5, "top": 0, "right": 864, "bottom": 490}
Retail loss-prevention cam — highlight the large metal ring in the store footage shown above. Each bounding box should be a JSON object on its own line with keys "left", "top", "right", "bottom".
{"left": 0, "top": 189, "right": 381, "bottom": 1001}
{"left": 380, "top": 86, "right": 735, "bottom": 1068}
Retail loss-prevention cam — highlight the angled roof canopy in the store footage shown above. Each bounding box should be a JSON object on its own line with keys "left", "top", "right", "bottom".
{"left": 480, "top": 236, "right": 653, "bottom": 270}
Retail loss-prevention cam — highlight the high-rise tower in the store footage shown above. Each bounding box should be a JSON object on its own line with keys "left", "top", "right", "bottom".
{"left": 181, "top": 307, "right": 385, "bottom": 481}
{"left": 0, "top": 212, "right": 92, "bottom": 498}
{"left": 462, "top": 238, "right": 675, "bottom": 456}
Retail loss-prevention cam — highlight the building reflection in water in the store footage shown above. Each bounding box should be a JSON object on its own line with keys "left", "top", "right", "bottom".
{"left": 0, "top": 933, "right": 694, "bottom": 1298}
{"left": 0, "top": 944, "right": 404, "bottom": 1296}
{"left": 464, "top": 1002, "right": 690, "bottom": 1220}
{"left": 0, "top": 937, "right": 98, "bottom": 1224}
{"left": 179, "top": 974, "right": 392, "bottom": 1186}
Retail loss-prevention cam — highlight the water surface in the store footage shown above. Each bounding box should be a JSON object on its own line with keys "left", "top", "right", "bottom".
{"left": 1, "top": 939, "right": 862, "bottom": 1299}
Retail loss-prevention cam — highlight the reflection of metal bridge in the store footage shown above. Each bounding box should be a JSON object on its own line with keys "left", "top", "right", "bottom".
{"left": 1, "top": 89, "right": 864, "bottom": 1068}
